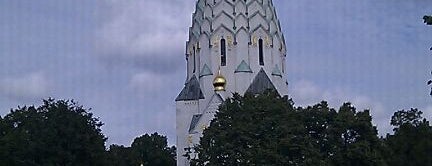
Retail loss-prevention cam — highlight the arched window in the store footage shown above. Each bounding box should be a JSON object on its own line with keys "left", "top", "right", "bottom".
{"left": 221, "top": 39, "right": 226, "bottom": 66}
{"left": 259, "top": 39, "right": 264, "bottom": 66}
{"left": 193, "top": 46, "right": 196, "bottom": 73}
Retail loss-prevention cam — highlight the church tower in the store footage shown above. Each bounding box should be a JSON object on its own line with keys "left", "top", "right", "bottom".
{"left": 176, "top": 0, "right": 287, "bottom": 165}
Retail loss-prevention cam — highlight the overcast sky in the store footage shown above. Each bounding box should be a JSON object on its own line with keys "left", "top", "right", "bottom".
{"left": 1, "top": 0, "right": 431, "bottom": 146}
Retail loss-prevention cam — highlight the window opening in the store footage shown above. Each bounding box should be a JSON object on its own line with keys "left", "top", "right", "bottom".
{"left": 259, "top": 39, "right": 264, "bottom": 66}
{"left": 221, "top": 39, "right": 226, "bottom": 66}
{"left": 193, "top": 46, "right": 196, "bottom": 73}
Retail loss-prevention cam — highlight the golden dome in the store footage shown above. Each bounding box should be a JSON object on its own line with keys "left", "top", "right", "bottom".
{"left": 213, "top": 68, "right": 226, "bottom": 91}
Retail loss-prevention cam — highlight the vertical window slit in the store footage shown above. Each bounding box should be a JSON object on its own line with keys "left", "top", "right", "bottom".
{"left": 221, "top": 39, "right": 226, "bottom": 66}
{"left": 193, "top": 46, "right": 196, "bottom": 73}
{"left": 259, "top": 39, "right": 264, "bottom": 66}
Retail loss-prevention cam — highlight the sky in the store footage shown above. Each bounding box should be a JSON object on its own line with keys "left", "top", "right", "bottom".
{"left": 0, "top": 0, "right": 431, "bottom": 146}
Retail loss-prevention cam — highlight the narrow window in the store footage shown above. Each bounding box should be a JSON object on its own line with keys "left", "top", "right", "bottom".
{"left": 221, "top": 39, "right": 226, "bottom": 66}
{"left": 193, "top": 46, "right": 196, "bottom": 73}
{"left": 259, "top": 39, "right": 264, "bottom": 66}
{"left": 282, "top": 60, "right": 285, "bottom": 73}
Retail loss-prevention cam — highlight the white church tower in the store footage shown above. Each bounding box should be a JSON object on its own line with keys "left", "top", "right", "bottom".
{"left": 176, "top": 0, "right": 287, "bottom": 165}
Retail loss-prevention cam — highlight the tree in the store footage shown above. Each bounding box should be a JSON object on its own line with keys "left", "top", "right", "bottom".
{"left": 390, "top": 108, "right": 424, "bottom": 128}
{"left": 424, "top": 15, "right": 432, "bottom": 25}
{"left": 384, "top": 109, "right": 432, "bottom": 166}
{"left": 107, "top": 145, "right": 133, "bottom": 166}
{"left": 129, "top": 133, "right": 176, "bottom": 166}
{"left": 427, "top": 71, "right": 432, "bottom": 96}
{"left": 327, "top": 103, "right": 386, "bottom": 166}
{"left": 0, "top": 99, "right": 107, "bottom": 165}
{"left": 191, "top": 91, "right": 302, "bottom": 165}
{"left": 190, "top": 91, "right": 385, "bottom": 165}
{"left": 296, "top": 102, "right": 386, "bottom": 166}
{"left": 107, "top": 133, "right": 176, "bottom": 166}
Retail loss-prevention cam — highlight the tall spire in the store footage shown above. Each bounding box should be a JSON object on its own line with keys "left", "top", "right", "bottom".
{"left": 177, "top": 1, "right": 289, "bottom": 165}
{"left": 188, "top": 0, "right": 286, "bottom": 53}
{"left": 184, "top": 0, "right": 287, "bottom": 95}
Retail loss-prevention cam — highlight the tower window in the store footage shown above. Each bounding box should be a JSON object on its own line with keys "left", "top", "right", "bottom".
{"left": 259, "top": 39, "right": 264, "bottom": 66}
{"left": 193, "top": 46, "right": 196, "bottom": 73}
{"left": 221, "top": 39, "right": 226, "bottom": 66}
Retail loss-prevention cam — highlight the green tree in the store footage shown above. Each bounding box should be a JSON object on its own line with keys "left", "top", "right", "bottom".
{"left": 191, "top": 91, "right": 302, "bottom": 165}
{"left": 129, "top": 133, "right": 176, "bottom": 166}
{"left": 107, "top": 133, "right": 176, "bottom": 166}
{"left": 384, "top": 109, "right": 432, "bottom": 166}
{"left": 190, "top": 91, "right": 385, "bottom": 165}
{"left": 427, "top": 72, "right": 432, "bottom": 96}
{"left": 107, "top": 145, "right": 133, "bottom": 166}
{"left": 327, "top": 103, "right": 386, "bottom": 166}
{"left": 0, "top": 99, "right": 107, "bottom": 166}
{"left": 424, "top": 15, "right": 432, "bottom": 25}
{"left": 297, "top": 102, "right": 386, "bottom": 166}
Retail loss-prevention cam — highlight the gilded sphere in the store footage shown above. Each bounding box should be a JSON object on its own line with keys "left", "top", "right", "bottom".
{"left": 213, "top": 74, "right": 226, "bottom": 91}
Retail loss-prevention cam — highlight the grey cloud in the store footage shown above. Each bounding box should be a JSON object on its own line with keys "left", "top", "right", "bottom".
{"left": 130, "top": 71, "right": 173, "bottom": 96}
{"left": 95, "top": 0, "right": 195, "bottom": 73}
{"left": 0, "top": 72, "right": 51, "bottom": 101}
{"left": 423, "top": 105, "right": 432, "bottom": 121}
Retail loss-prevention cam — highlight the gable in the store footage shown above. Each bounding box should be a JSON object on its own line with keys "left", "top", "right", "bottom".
{"left": 246, "top": 68, "right": 278, "bottom": 95}
{"left": 176, "top": 75, "right": 205, "bottom": 101}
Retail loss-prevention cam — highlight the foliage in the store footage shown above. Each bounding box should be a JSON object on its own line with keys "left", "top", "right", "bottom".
{"left": 189, "top": 91, "right": 385, "bottom": 165}
{"left": 424, "top": 15, "right": 432, "bottom": 25}
{"left": 429, "top": 72, "right": 432, "bottom": 96}
{"left": 190, "top": 91, "right": 298, "bottom": 165}
{"left": 390, "top": 108, "right": 424, "bottom": 128}
{"left": 130, "top": 133, "right": 176, "bottom": 166}
{"left": 384, "top": 109, "right": 432, "bottom": 166}
{"left": 107, "top": 145, "right": 133, "bottom": 166}
{"left": 0, "top": 99, "right": 107, "bottom": 166}
{"left": 107, "top": 133, "right": 176, "bottom": 166}
{"left": 300, "top": 102, "right": 386, "bottom": 166}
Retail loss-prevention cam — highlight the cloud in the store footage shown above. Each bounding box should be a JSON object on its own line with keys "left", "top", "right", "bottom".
{"left": 130, "top": 71, "right": 167, "bottom": 95}
{"left": 0, "top": 72, "right": 51, "bottom": 101}
{"left": 422, "top": 105, "right": 432, "bottom": 121}
{"left": 290, "top": 80, "right": 391, "bottom": 135}
{"left": 95, "top": 0, "right": 195, "bottom": 73}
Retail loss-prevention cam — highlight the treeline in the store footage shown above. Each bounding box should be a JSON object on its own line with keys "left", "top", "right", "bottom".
{"left": 189, "top": 91, "right": 432, "bottom": 166}
{"left": 0, "top": 99, "right": 175, "bottom": 166}
{"left": 0, "top": 95, "right": 431, "bottom": 166}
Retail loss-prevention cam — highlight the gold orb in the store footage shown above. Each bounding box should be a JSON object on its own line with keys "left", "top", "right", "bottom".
{"left": 213, "top": 70, "right": 226, "bottom": 91}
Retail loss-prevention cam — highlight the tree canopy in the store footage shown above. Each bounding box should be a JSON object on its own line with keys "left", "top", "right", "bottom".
{"left": 424, "top": 15, "right": 432, "bottom": 25}
{"left": 130, "top": 133, "right": 176, "bottom": 166}
{"left": 189, "top": 91, "right": 386, "bottom": 166}
{"left": 107, "top": 133, "right": 176, "bottom": 166}
{"left": 0, "top": 99, "right": 107, "bottom": 166}
{"left": 0, "top": 99, "right": 177, "bottom": 166}
{"left": 384, "top": 109, "right": 432, "bottom": 166}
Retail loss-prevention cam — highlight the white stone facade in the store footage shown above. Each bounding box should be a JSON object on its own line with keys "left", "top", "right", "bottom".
{"left": 176, "top": 0, "right": 288, "bottom": 165}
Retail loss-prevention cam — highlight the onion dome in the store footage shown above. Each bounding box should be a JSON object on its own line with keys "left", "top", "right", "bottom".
{"left": 213, "top": 69, "right": 226, "bottom": 91}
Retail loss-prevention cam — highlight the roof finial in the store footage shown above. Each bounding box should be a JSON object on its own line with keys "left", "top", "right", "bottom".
{"left": 213, "top": 66, "right": 226, "bottom": 91}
